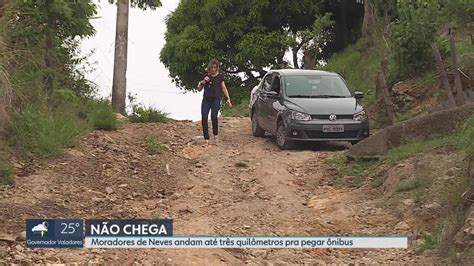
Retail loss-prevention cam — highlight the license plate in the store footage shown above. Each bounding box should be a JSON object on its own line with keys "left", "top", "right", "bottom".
{"left": 323, "top": 125, "right": 344, "bottom": 133}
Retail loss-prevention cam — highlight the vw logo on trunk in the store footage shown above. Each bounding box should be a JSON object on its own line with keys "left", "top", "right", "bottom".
{"left": 329, "top": 114, "right": 337, "bottom": 121}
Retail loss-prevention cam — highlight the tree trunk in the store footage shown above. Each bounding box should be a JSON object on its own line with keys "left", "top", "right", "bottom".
{"left": 44, "top": 31, "right": 53, "bottom": 96}
{"left": 361, "top": 0, "right": 377, "bottom": 62}
{"left": 362, "top": 0, "right": 374, "bottom": 38}
{"left": 376, "top": 66, "right": 396, "bottom": 125}
{"left": 112, "top": 0, "right": 129, "bottom": 114}
{"left": 449, "top": 33, "right": 466, "bottom": 105}
{"left": 44, "top": 14, "right": 55, "bottom": 96}
{"left": 340, "top": 0, "right": 349, "bottom": 48}
{"left": 302, "top": 49, "right": 317, "bottom": 70}
{"left": 431, "top": 43, "right": 457, "bottom": 108}
{"left": 292, "top": 47, "right": 299, "bottom": 69}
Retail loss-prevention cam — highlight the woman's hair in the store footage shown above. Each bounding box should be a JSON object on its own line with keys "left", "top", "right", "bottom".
{"left": 207, "top": 59, "right": 220, "bottom": 72}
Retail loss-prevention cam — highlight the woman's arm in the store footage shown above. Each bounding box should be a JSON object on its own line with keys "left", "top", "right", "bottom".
{"left": 221, "top": 81, "right": 232, "bottom": 107}
{"left": 197, "top": 80, "right": 205, "bottom": 91}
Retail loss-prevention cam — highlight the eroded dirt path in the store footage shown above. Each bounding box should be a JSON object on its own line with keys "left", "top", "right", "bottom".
{"left": 0, "top": 118, "right": 437, "bottom": 264}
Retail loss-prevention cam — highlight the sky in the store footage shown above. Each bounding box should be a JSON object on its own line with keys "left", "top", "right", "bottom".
{"left": 81, "top": 0, "right": 203, "bottom": 121}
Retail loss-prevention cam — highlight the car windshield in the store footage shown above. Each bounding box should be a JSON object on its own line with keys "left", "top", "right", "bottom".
{"left": 285, "top": 75, "right": 352, "bottom": 98}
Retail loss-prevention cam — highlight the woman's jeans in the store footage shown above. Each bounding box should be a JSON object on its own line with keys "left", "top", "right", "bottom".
{"left": 201, "top": 97, "right": 220, "bottom": 140}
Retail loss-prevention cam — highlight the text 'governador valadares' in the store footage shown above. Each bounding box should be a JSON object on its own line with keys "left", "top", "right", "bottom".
{"left": 26, "top": 219, "right": 408, "bottom": 249}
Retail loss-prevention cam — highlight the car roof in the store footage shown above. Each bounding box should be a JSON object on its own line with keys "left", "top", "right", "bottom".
{"left": 270, "top": 69, "right": 338, "bottom": 76}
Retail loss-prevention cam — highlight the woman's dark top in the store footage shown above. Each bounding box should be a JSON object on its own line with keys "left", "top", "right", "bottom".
{"left": 203, "top": 74, "right": 224, "bottom": 99}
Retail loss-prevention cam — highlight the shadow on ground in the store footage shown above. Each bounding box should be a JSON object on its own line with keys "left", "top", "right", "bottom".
{"left": 264, "top": 135, "right": 350, "bottom": 152}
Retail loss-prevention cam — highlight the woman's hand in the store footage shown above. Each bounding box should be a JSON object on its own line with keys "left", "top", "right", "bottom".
{"left": 226, "top": 98, "right": 232, "bottom": 108}
{"left": 197, "top": 79, "right": 207, "bottom": 91}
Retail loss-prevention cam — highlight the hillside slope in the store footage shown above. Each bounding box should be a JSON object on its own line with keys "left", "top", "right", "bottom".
{"left": 0, "top": 118, "right": 445, "bottom": 264}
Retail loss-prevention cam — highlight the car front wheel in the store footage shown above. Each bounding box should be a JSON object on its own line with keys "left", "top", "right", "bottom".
{"left": 276, "top": 121, "right": 293, "bottom": 150}
{"left": 251, "top": 112, "right": 265, "bottom": 137}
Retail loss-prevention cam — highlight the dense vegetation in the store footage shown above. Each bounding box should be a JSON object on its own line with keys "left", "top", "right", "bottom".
{"left": 160, "top": 0, "right": 366, "bottom": 109}
{"left": 0, "top": 0, "right": 168, "bottom": 185}
{"left": 0, "top": 0, "right": 99, "bottom": 181}
{"left": 161, "top": 0, "right": 472, "bottom": 117}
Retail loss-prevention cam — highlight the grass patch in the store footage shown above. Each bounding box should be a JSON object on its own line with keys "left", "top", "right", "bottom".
{"left": 457, "top": 36, "right": 474, "bottom": 71}
{"left": 413, "top": 189, "right": 424, "bottom": 205}
{"left": 383, "top": 114, "right": 474, "bottom": 164}
{"left": 371, "top": 175, "right": 385, "bottom": 188}
{"left": 327, "top": 152, "right": 378, "bottom": 187}
{"left": 322, "top": 38, "right": 383, "bottom": 107}
{"left": 88, "top": 101, "right": 118, "bottom": 131}
{"left": 414, "top": 70, "right": 437, "bottom": 88}
{"left": 458, "top": 114, "right": 474, "bottom": 158}
{"left": 129, "top": 105, "right": 169, "bottom": 123}
{"left": 8, "top": 106, "right": 88, "bottom": 156}
{"left": 420, "top": 207, "right": 465, "bottom": 258}
{"left": 0, "top": 159, "right": 15, "bottom": 186}
{"left": 384, "top": 134, "right": 458, "bottom": 164}
{"left": 420, "top": 229, "right": 441, "bottom": 251}
{"left": 143, "top": 134, "right": 164, "bottom": 155}
{"left": 395, "top": 175, "right": 432, "bottom": 192}
{"left": 330, "top": 115, "right": 473, "bottom": 189}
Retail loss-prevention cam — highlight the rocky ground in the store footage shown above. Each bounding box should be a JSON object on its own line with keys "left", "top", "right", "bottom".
{"left": 0, "top": 117, "right": 442, "bottom": 264}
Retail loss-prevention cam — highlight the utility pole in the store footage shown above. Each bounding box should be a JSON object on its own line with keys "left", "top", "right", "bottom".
{"left": 112, "top": 0, "right": 129, "bottom": 114}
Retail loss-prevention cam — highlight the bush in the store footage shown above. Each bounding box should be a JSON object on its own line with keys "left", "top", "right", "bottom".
{"left": 129, "top": 105, "right": 169, "bottom": 123}
{"left": 396, "top": 175, "right": 432, "bottom": 192}
{"left": 443, "top": 0, "right": 474, "bottom": 26}
{"left": 8, "top": 106, "right": 88, "bottom": 156}
{"left": 327, "top": 152, "right": 378, "bottom": 187}
{"left": 88, "top": 101, "right": 118, "bottom": 131}
{"left": 143, "top": 134, "right": 164, "bottom": 154}
{"left": 0, "top": 160, "right": 15, "bottom": 186}
{"left": 388, "top": 1, "right": 440, "bottom": 81}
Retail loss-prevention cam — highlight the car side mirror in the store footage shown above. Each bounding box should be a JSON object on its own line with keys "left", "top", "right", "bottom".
{"left": 354, "top": 91, "right": 364, "bottom": 99}
{"left": 266, "top": 91, "right": 279, "bottom": 98}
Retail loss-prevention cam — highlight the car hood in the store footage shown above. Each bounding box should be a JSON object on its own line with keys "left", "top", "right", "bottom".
{"left": 284, "top": 97, "right": 363, "bottom": 115}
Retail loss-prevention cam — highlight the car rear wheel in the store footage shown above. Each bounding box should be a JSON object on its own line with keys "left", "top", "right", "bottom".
{"left": 251, "top": 112, "right": 265, "bottom": 137}
{"left": 276, "top": 121, "right": 294, "bottom": 150}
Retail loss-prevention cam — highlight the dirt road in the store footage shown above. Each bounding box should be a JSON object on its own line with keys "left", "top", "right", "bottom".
{"left": 0, "top": 117, "right": 437, "bottom": 264}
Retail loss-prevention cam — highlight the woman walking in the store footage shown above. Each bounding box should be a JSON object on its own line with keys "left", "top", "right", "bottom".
{"left": 197, "top": 59, "right": 232, "bottom": 145}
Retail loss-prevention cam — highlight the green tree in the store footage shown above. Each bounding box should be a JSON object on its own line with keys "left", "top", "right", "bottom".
{"left": 291, "top": 13, "right": 334, "bottom": 69}
{"left": 321, "top": 0, "right": 364, "bottom": 59}
{"left": 160, "top": 0, "right": 331, "bottom": 91}
{"left": 3, "top": 0, "right": 97, "bottom": 103}
{"left": 388, "top": 0, "right": 440, "bottom": 80}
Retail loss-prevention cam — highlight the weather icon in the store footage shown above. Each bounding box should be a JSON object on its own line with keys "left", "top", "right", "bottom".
{"left": 31, "top": 221, "right": 48, "bottom": 237}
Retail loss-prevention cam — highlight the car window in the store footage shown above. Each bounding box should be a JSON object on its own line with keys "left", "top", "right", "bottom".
{"left": 270, "top": 76, "right": 281, "bottom": 95}
{"left": 285, "top": 75, "right": 352, "bottom": 98}
{"left": 262, "top": 74, "right": 274, "bottom": 91}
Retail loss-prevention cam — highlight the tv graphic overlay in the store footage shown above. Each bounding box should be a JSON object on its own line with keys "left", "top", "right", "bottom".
{"left": 85, "top": 219, "right": 173, "bottom": 248}
{"left": 26, "top": 219, "right": 84, "bottom": 248}
{"left": 25, "top": 218, "right": 407, "bottom": 249}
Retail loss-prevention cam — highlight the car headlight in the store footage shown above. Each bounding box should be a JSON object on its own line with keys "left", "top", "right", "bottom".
{"left": 353, "top": 110, "right": 367, "bottom": 121}
{"left": 291, "top": 111, "right": 311, "bottom": 121}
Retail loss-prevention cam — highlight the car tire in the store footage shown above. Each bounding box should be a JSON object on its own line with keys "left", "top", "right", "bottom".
{"left": 251, "top": 112, "right": 265, "bottom": 137}
{"left": 276, "top": 121, "right": 294, "bottom": 150}
{"left": 350, "top": 140, "right": 359, "bottom": 145}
